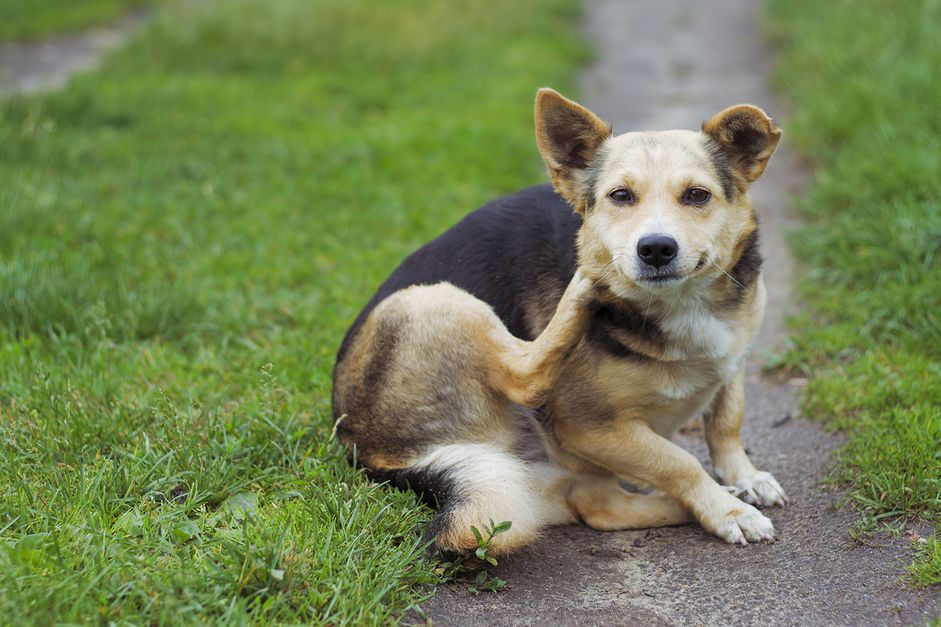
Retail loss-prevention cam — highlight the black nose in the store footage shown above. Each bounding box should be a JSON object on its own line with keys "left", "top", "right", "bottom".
{"left": 637, "top": 235, "right": 678, "bottom": 268}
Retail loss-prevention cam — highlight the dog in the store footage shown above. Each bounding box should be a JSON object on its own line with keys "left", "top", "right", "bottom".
{"left": 332, "top": 88, "right": 786, "bottom": 555}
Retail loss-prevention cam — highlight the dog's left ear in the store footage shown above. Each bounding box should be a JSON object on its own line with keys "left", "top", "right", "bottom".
{"left": 535, "top": 88, "right": 612, "bottom": 212}
{"left": 702, "top": 105, "right": 782, "bottom": 183}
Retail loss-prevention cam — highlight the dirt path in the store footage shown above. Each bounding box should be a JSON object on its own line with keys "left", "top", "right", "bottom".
{"left": 424, "top": 1, "right": 940, "bottom": 624}
{"left": 0, "top": 10, "right": 147, "bottom": 94}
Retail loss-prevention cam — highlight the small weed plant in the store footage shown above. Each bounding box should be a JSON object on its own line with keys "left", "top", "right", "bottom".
{"left": 436, "top": 520, "right": 512, "bottom": 595}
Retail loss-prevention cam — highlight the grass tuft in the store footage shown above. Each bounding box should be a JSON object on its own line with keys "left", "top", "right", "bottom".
{"left": 909, "top": 536, "right": 941, "bottom": 589}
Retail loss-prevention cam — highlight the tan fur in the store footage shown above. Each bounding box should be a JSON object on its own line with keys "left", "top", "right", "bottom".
{"left": 487, "top": 271, "right": 596, "bottom": 407}
{"left": 567, "top": 474, "right": 692, "bottom": 530}
{"left": 334, "top": 89, "right": 786, "bottom": 553}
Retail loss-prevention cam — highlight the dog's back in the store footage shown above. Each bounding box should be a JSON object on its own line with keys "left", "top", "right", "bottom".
{"left": 333, "top": 184, "right": 577, "bottom": 366}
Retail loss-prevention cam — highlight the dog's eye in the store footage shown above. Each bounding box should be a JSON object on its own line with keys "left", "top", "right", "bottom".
{"left": 682, "top": 187, "right": 711, "bottom": 205}
{"left": 608, "top": 188, "right": 635, "bottom": 204}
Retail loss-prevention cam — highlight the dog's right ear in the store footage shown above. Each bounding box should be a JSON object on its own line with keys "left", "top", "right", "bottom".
{"left": 535, "top": 88, "right": 612, "bottom": 213}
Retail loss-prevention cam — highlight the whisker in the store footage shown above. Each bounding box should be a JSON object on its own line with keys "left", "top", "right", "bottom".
{"left": 597, "top": 266, "right": 618, "bottom": 284}
{"left": 593, "top": 257, "right": 621, "bottom": 284}
{"left": 712, "top": 258, "right": 745, "bottom": 290}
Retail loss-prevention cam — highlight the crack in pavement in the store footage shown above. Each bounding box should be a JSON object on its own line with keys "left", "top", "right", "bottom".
{"left": 423, "top": 0, "right": 941, "bottom": 624}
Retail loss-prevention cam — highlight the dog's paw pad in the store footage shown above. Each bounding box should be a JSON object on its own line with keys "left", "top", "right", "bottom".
{"left": 731, "top": 471, "right": 788, "bottom": 508}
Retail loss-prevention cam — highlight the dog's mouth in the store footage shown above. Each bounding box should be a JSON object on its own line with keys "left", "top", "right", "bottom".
{"left": 610, "top": 253, "right": 703, "bottom": 290}
{"left": 636, "top": 254, "right": 711, "bottom": 286}
{"left": 639, "top": 254, "right": 708, "bottom": 285}
{"left": 640, "top": 273, "right": 682, "bottom": 285}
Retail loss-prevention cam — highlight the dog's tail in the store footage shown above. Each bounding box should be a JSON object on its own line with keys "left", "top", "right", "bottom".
{"left": 372, "top": 442, "right": 573, "bottom": 556}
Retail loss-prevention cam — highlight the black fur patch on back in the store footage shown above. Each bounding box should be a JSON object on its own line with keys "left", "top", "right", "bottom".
{"left": 702, "top": 136, "right": 736, "bottom": 201}
{"left": 331, "top": 185, "right": 581, "bottom": 373}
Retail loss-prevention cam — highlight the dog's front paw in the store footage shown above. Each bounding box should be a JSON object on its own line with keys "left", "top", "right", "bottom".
{"left": 700, "top": 494, "right": 776, "bottom": 545}
{"left": 725, "top": 471, "right": 788, "bottom": 508}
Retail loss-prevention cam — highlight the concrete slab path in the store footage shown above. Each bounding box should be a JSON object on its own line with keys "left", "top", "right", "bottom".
{"left": 424, "top": 1, "right": 941, "bottom": 624}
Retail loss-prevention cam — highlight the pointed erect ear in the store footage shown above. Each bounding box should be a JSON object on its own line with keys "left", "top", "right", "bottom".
{"left": 535, "top": 88, "right": 612, "bottom": 212}
{"left": 702, "top": 105, "right": 782, "bottom": 183}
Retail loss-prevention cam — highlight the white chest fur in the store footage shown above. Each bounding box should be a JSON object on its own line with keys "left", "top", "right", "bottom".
{"left": 647, "top": 302, "right": 752, "bottom": 436}
{"left": 660, "top": 299, "right": 736, "bottom": 361}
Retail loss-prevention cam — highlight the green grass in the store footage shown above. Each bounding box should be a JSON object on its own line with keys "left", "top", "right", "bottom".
{"left": 0, "top": 0, "right": 160, "bottom": 42}
{"left": 0, "top": 0, "right": 585, "bottom": 622}
{"left": 767, "top": 0, "right": 941, "bottom": 585}
{"left": 909, "top": 536, "right": 941, "bottom": 588}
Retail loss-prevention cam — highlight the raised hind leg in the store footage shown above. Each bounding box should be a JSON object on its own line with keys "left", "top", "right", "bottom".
{"left": 335, "top": 271, "right": 594, "bottom": 555}
{"left": 485, "top": 270, "right": 594, "bottom": 408}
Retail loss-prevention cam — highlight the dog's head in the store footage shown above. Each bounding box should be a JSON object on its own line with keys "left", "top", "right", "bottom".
{"left": 535, "top": 88, "right": 780, "bottom": 300}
